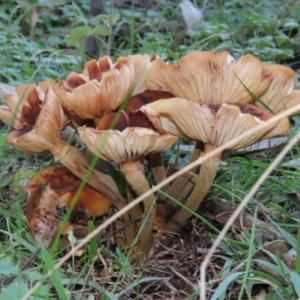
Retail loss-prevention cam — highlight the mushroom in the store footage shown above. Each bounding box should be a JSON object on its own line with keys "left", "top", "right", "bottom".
{"left": 57, "top": 54, "right": 159, "bottom": 121}
{"left": 96, "top": 89, "right": 174, "bottom": 185}
{"left": 58, "top": 54, "right": 173, "bottom": 187}
{"left": 144, "top": 50, "right": 277, "bottom": 201}
{"left": 140, "top": 50, "right": 298, "bottom": 233}
{"left": 78, "top": 126, "right": 178, "bottom": 256}
{"left": 141, "top": 99, "right": 289, "bottom": 233}
{"left": 145, "top": 51, "right": 273, "bottom": 106}
{"left": 0, "top": 80, "right": 56, "bottom": 129}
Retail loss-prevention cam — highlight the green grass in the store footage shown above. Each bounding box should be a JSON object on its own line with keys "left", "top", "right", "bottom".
{"left": 1, "top": 0, "right": 300, "bottom": 299}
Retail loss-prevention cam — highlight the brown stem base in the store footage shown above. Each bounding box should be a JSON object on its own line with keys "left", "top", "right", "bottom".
{"left": 148, "top": 152, "right": 167, "bottom": 186}
{"left": 165, "top": 147, "right": 220, "bottom": 234}
{"left": 121, "top": 161, "right": 156, "bottom": 257}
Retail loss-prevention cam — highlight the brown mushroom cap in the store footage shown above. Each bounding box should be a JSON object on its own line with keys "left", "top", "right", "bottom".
{"left": 0, "top": 80, "right": 56, "bottom": 129}
{"left": 28, "top": 185, "right": 60, "bottom": 248}
{"left": 96, "top": 90, "right": 174, "bottom": 131}
{"left": 6, "top": 87, "right": 69, "bottom": 159}
{"left": 83, "top": 56, "right": 113, "bottom": 81}
{"left": 146, "top": 51, "right": 273, "bottom": 106}
{"left": 26, "top": 166, "right": 113, "bottom": 248}
{"left": 57, "top": 54, "right": 160, "bottom": 120}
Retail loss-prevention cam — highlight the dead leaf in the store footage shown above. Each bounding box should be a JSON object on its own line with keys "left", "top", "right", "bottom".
{"left": 286, "top": 192, "right": 300, "bottom": 207}
{"left": 26, "top": 165, "right": 112, "bottom": 225}
{"left": 26, "top": 165, "right": 113, "bottom": 248}
{"left": 201, "top": 197, "right": 280, "bottom": 237}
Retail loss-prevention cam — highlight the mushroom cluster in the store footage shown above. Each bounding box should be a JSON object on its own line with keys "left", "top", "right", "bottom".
{"left": 0, "top": 51, "right": 299, "bottom": 258}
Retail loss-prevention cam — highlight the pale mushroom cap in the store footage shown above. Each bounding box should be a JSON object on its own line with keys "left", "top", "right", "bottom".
{"left": 78, "top": 127, "right": 178, "bottom": 164}
{"left": 140, "top": 98, "right": 289, "bottom": 150}
{"left": 124, "top": 54, "right": 160, "bottom": 95}
{"left": 57, "top": 65, "right": 133, "bottom": 119}
{"left": 258, "top": 64, "right": 296, "bottom": 113}
{"left": 5, "top": 83, "right": 36, "bottom": 112}
{"left": 146, "top": 51, "right": 272, "bottom": 106}
{"left": 0, "top": 105, "right": 21, "bottom": 128}
{"left": 6, "top": 87, "right": 69, "bottom": 159}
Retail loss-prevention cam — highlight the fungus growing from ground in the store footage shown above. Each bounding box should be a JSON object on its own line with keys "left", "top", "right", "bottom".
{"left": 57, "top": 54, "right": 159, "bottom": 121}
{"left": 78, "top": 126, "right": 178, "bottom": 256}
{"left": 141, "top": 50, "right": 293, "bottom": 233}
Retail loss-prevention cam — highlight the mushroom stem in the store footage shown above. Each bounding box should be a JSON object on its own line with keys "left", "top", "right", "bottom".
{"left": 165, "top": 141, "right": 203, "bottom": 206}
{"left": 50, "top": 141, "right": 136, "bottom": 248}
{"left": 120, "top": 160, "right": 156, "bottom": 257}
{"left": 164, "top": 144, "right": 220, "bottom": 234}
{"left": 148, "top": 152, "right": 167, "bottom": 185}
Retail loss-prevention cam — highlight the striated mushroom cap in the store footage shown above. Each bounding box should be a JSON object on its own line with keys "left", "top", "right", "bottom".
{"left": 258, "top": 64, "right": 300, "bottom": 114}
{"left": 0, "top": 80, "right": 56, "bottom": 129}
{"left": 146, "top": 51, "right": 273, "bottom": 106}
{"left": 6, "top": 87, "right": 69, "bottom": 160}
{"left": 281, "top": 90, "right": 300, "bottom": 116}
{"left": 78, "top": 127, "right": 178, "bottom": 164}
{"left": 57, "top": 54, "right": 159, "bottom": 120}
{"left": 141, "top": 98, "right": 289, "bottom": 150}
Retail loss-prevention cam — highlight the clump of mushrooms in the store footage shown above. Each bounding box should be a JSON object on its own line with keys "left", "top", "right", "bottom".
{"left": 0, "top": 80, "right": 135, "bottom": 249}
{"left": 55, "top": 54, "right": 177, "bottom": 255}
{"left": 0, "top": 50, "right": 299, "bottom": 260}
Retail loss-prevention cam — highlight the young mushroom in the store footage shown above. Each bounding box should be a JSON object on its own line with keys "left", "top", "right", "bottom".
{"left": 78, "top": 126, "right": 178, "bottom": 256}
